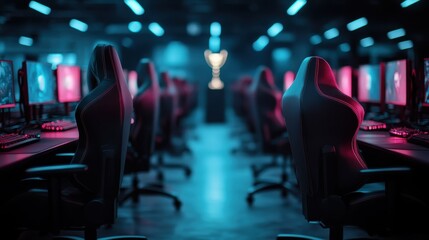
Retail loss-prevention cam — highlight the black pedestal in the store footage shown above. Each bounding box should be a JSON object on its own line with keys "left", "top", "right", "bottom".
{"left": 205, "top": 87, "right": 225, "bottom": 123}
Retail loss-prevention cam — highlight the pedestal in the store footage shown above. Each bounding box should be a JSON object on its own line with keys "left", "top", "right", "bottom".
{"left": 205, "top": 87, "right": 225, "bottom": 123}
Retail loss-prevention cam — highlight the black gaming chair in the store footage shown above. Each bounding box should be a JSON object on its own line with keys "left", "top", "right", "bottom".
{"left": 280, "top": 56, "right": 428, "bottom": 240}
{"left": 120, "top": 58, "right": 181, "bottom": 210}
{"left": 245, "top": 66, "right": 296, "bottom": 205}
{"left": 0, "top": 44, "right": 146, "bottom": 240}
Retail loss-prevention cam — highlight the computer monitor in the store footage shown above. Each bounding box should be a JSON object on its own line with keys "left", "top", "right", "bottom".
{"left": 357, "top": 63, "right": 382, "bottom": 104}
{"left": 0, "top": 60, "right": 16, "bottom": 109}
{"left": 384, "top": 59, "right": 410, "bottom": 106}
{"left": 336, "top": 66, "right": 353, "bottom": 97}
{"left": 21, "top": 60, "right": 56, "bottom": 105}
{"left": 283, "top": 71, "right": 295, "bottom": 91}
{"left": 423, "top": 58, "right": 429, "bottom": 107}
{"left": 56, "top": 65, "right": 81, "bottom": 103}
{"left": 127, "top": 70, "right": 138, "bottom": 97}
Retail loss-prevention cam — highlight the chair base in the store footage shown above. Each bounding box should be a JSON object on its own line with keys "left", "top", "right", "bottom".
{"left": 277, "top": 234, "right": 323, "bottom": 240}
{"left": 120, "top": 184, "right": 182, "bottom": 210}
{"left": 246, "top": 181, "right": 297, "bottom": 206}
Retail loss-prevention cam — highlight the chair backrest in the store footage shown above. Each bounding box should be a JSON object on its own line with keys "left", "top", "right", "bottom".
{"left": 159, "top": 71, "right": 178, "bottom": 141}
{"left": 249, "top": 66, "right": 286, "bottom": 151}
{"left": 72, "top": 44, "right": 132, "bottom": 202}
{"left": 282, "top": 56, "right": 367, "bottom": 219}
{"left": 131, "top": 58, "right": 160, "bottom": 159}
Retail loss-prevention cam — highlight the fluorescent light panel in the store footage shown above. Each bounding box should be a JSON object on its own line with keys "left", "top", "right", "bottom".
{"left": 267, "top": 23, "right": 283, "bottom": 37}
{"left": 360, "top": 37, "right": 374, "bottom": 47}
{"left": 310, "top": 35, "right": 322, "bottom": 45}
{"left": 29, "top": 1, "right": 51, "bottom": 15}
{"left": 324, "top": 28, "right": 339, "bottom": 39}
{"left": 401, "top": 0, "right": 420, "bottom": 8}
{"left": 387, "top": 28, "right": 406, "bottom": 39}
{"left": 253, "top": 35, "right": 269, "bottom": 51}
{"left": 398, "top": 40, "right": 413, "bottom": 50}
{"left": 69, "top": 19, "right": 88, "bottom": 32}
{"left": 19, "top": 36, "right": 33, "bottom": 46}
{"left": 124, "top": 0, "right": 145, "bottom": 15}
{"left": 287, "top": 0, "right": 307, "bottom": 16}
{"left": 346, "top": 17, "right": 367, "bottom": 31}
{"left": 210, "top": 22, "right": 221, "bottom": 37}
{"left": 148, "top": 22, "right": 164, "bottom": 36}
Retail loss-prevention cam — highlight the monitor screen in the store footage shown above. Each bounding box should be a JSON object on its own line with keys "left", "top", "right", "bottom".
{"left": 0, "top": 60, "right": 16, "bottom": 109}
{"left": 23, "top": 61, "right": 56, "bottom": 105}
{"left": 283, "top": 71, "right": 295, "bottom": 91}
{"left": 336, "top": 66, "right": 353, "bottom": 97}
{"left": 127, "top": 70, "right": 138, "bottom": 97}
{"left": 357, "top": 64, "right": 381, "bottom": 103}
{"left": 56, "top": 65, "right": 81, "bottom": 103}
{"left": 423, "top": 58, "right": 429, "bottom": 106}
{"left": 385, "top": 59, "right": 408, "bottom": 106}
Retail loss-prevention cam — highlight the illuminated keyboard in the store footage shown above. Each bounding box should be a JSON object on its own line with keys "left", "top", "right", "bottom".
{"left": 407, "top": 133, "right": 429, "bottom": 148}
{"left": 0, "top": 133, "right": 40, "bottom": 151}
{"left": 389, "top": 127, "right": 420, "bottom": 138}
{"left": 360, "top": 120, "right": 387, "bottom": 131}
{"left": 41, "top": 120, "right": 77, "bottom": 132}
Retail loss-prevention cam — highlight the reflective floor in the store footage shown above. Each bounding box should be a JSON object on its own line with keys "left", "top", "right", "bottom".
{"left": 17, "top": 109, "right": 428, "bottom": 240}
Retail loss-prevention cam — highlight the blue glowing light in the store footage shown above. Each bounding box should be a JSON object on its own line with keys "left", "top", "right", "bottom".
{"left": 346, "top": 17, "right": 368, "bottom": 31}
{"left": 272, "top": 48, "right": 291, "bottom": 62}
{"left": 253, "top": 35, "right": 269, "bottom": 51}
{"left": 310, "top": 35, "right": 322, "bottom": 45}
{"left": 398, "top": 40, "right": 413, "bottom": 50}
{"left": 149, "top": 22, "right": 164, "bottom": 37}
{"left": 210, "top": 22, "right": 221, "bottom": 37}
{"left": 287, "top": 0, "right": 307, "bottom": 16}
{"left": 124, "top": 0, "right": 145, "bottom": 15}
{"left": 339, "top": 43, "right": 351, "bottom": 52}
{"left": 401, "top": 0, "right": 420, "bottom": 8}
{"left": 69, "top": 19, "right": 88, "bottom": 32}
{"left": 267, "top": 23, "right": 283, "bottom": 37}
{"left": 19, "top": 36, "right": 33, "bottom": 46}
{"left": 324, "top": 28, "right": 339, "bottom": 39}
{"left": 387, "top": 28, "right": 406, "bottom": 39}
{"left": 360, "top": 37, "right": 374, "bottom": 47}
{"left": 209, "top": 36, "right": 221, "bottom": 52}
{"left": 128, "top": 21, "right": 142, "bottom": 33}
{"left": 29, "top": 1, "right": 51, "bottom": 15}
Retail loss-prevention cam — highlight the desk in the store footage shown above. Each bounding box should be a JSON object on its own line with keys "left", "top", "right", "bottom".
{"left": 0, "top": 128, "right": 79, "bottom": 172}
{"left": 357, "top": 131, "right": 429, "bottom": 168}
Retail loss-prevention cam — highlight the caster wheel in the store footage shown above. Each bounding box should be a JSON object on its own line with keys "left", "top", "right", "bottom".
{"left": 246, "top": 195, "right": 254, "bottom": 206}
{"left": 174, "top": 199, "right": 182, "bottom": 210}
{"left": 185, "top": 168, "right": 192, "bottom": 178}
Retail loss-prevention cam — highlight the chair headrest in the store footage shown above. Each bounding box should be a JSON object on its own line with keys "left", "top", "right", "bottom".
{"left": 87, "top": 44, "right": 122, "bottom": 91}
{"left": 136, "top": 58, "right": 157, "bottom": 88}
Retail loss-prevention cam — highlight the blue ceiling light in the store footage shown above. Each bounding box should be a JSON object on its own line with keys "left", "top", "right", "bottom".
{"left": 360, "top": 37, "right": 374, "bottom": 47}
{"left": 19, "top": 36, "right": 33, "bottom": 46}
{"left": 124, "top": 0, "right": 145, "bottom": 15}
{"left": 253, "top": 35, "right": 269, "bottom": 51}
{"left": 339, "top": 43, "right": 351, "bottom": 52}
{"left": 324, "top": 28, "right": 339, "bottom": 39}
{"left": 267, "top": 23, "right": 283, "bottom": 37}
{"left": 310, "top": 35, "right": 322, "bottom": 45}
{"left": 401, "top": 0, "right": 420, "bottom": 8}
{"left": 387, "top": 28, "right": 406, "bottom": 39}
{"left": 69, "top": 19, "right": 88, "bottom": 32}
{"left": 28, "top": 1, "right": 51, "bottom": 15}
{"left": 209, "top": 36, "right": 221, "bottom": 52}
{"left": 398, "top": 40, "right": 413, "bottom": 50}
{"left": 210, "top": 22, "right": 221, "bottom": 37}
{"left": 346, "top": 17, "right": 368, "bottom": 31}
{"left": 128, "top": 21, "right": 142, "bottom": 33}
{"left": 287, "top": 0, "right": 307, "bottom": 16}
{"left": 148, "top": 22, "right": 164, "bottom": 37}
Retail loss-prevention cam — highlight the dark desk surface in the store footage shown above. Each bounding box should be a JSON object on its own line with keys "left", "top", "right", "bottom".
{"left": 357, "top": 131, "right": 429, "bottom": 167}
{"left": 0, "top": 128, "right": 79, "bottom": 172}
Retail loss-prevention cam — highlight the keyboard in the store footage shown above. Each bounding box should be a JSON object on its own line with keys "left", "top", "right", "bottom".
{"left": 389, "top": 127, "right": 420, "bottom": 138}
{"left": 407, "top": 133, "right": 429, "bottom": 148}
{"left": 41, "top": 120, "right": 77, "bottom": 132}
{"left": 0, "top": 133, "right": 40, "bottom": 151}
{"left": 360, "top": 120, "right": 387, "bottom": 131}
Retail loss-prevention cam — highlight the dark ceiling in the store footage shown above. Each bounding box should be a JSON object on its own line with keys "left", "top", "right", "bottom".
{"left": 1, "top": 0, "right": 428, "bottom": 59}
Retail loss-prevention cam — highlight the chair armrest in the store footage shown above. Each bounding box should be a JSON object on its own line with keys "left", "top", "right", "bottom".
{"left": 26, "top": 164, "right": 87, "bottom": 177}
{"left": 54, "top": 152, "right": 76, "bottom": 163}
{"left": 360, "top": 167, "right": 411, "bottom": 183}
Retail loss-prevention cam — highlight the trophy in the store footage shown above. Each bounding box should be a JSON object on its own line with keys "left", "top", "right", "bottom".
{"left": 204, "top": 49, "right": 228, "bottom": 89}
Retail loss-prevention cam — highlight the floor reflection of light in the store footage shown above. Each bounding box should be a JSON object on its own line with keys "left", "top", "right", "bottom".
{"left": 203, "top": 155, "right": 226, "bottom": 220}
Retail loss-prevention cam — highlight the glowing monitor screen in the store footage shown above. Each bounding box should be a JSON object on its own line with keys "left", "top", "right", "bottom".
{"left": 283, "top": 71, "right": 295, "bottom": 91}
{"left": 24, "top": 61, "right": 56, "bottom": 105}
{"left": 385, "top": 59, "right": 408, "bottom": 106}
{"left": 56, "top": 65, "right": 81, "bottom": 103}
{"left": 336, "top": 66, "right": 353, "bottom": 97}
{"left": 357, "top": 64, "right": 381, "bottom": 103}
{"left": 0, "top": 60, "right": 16, "bottom": 108}
{"left": 424, "top": 58, "right": 429, "bottom": 106}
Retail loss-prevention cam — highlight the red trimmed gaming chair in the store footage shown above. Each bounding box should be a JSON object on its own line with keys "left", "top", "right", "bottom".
{"left": 0, "top": 44, "right": 146, "bottom": 240}
{"left": 280, "top": 56, "right": 428, "bottom": 240}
